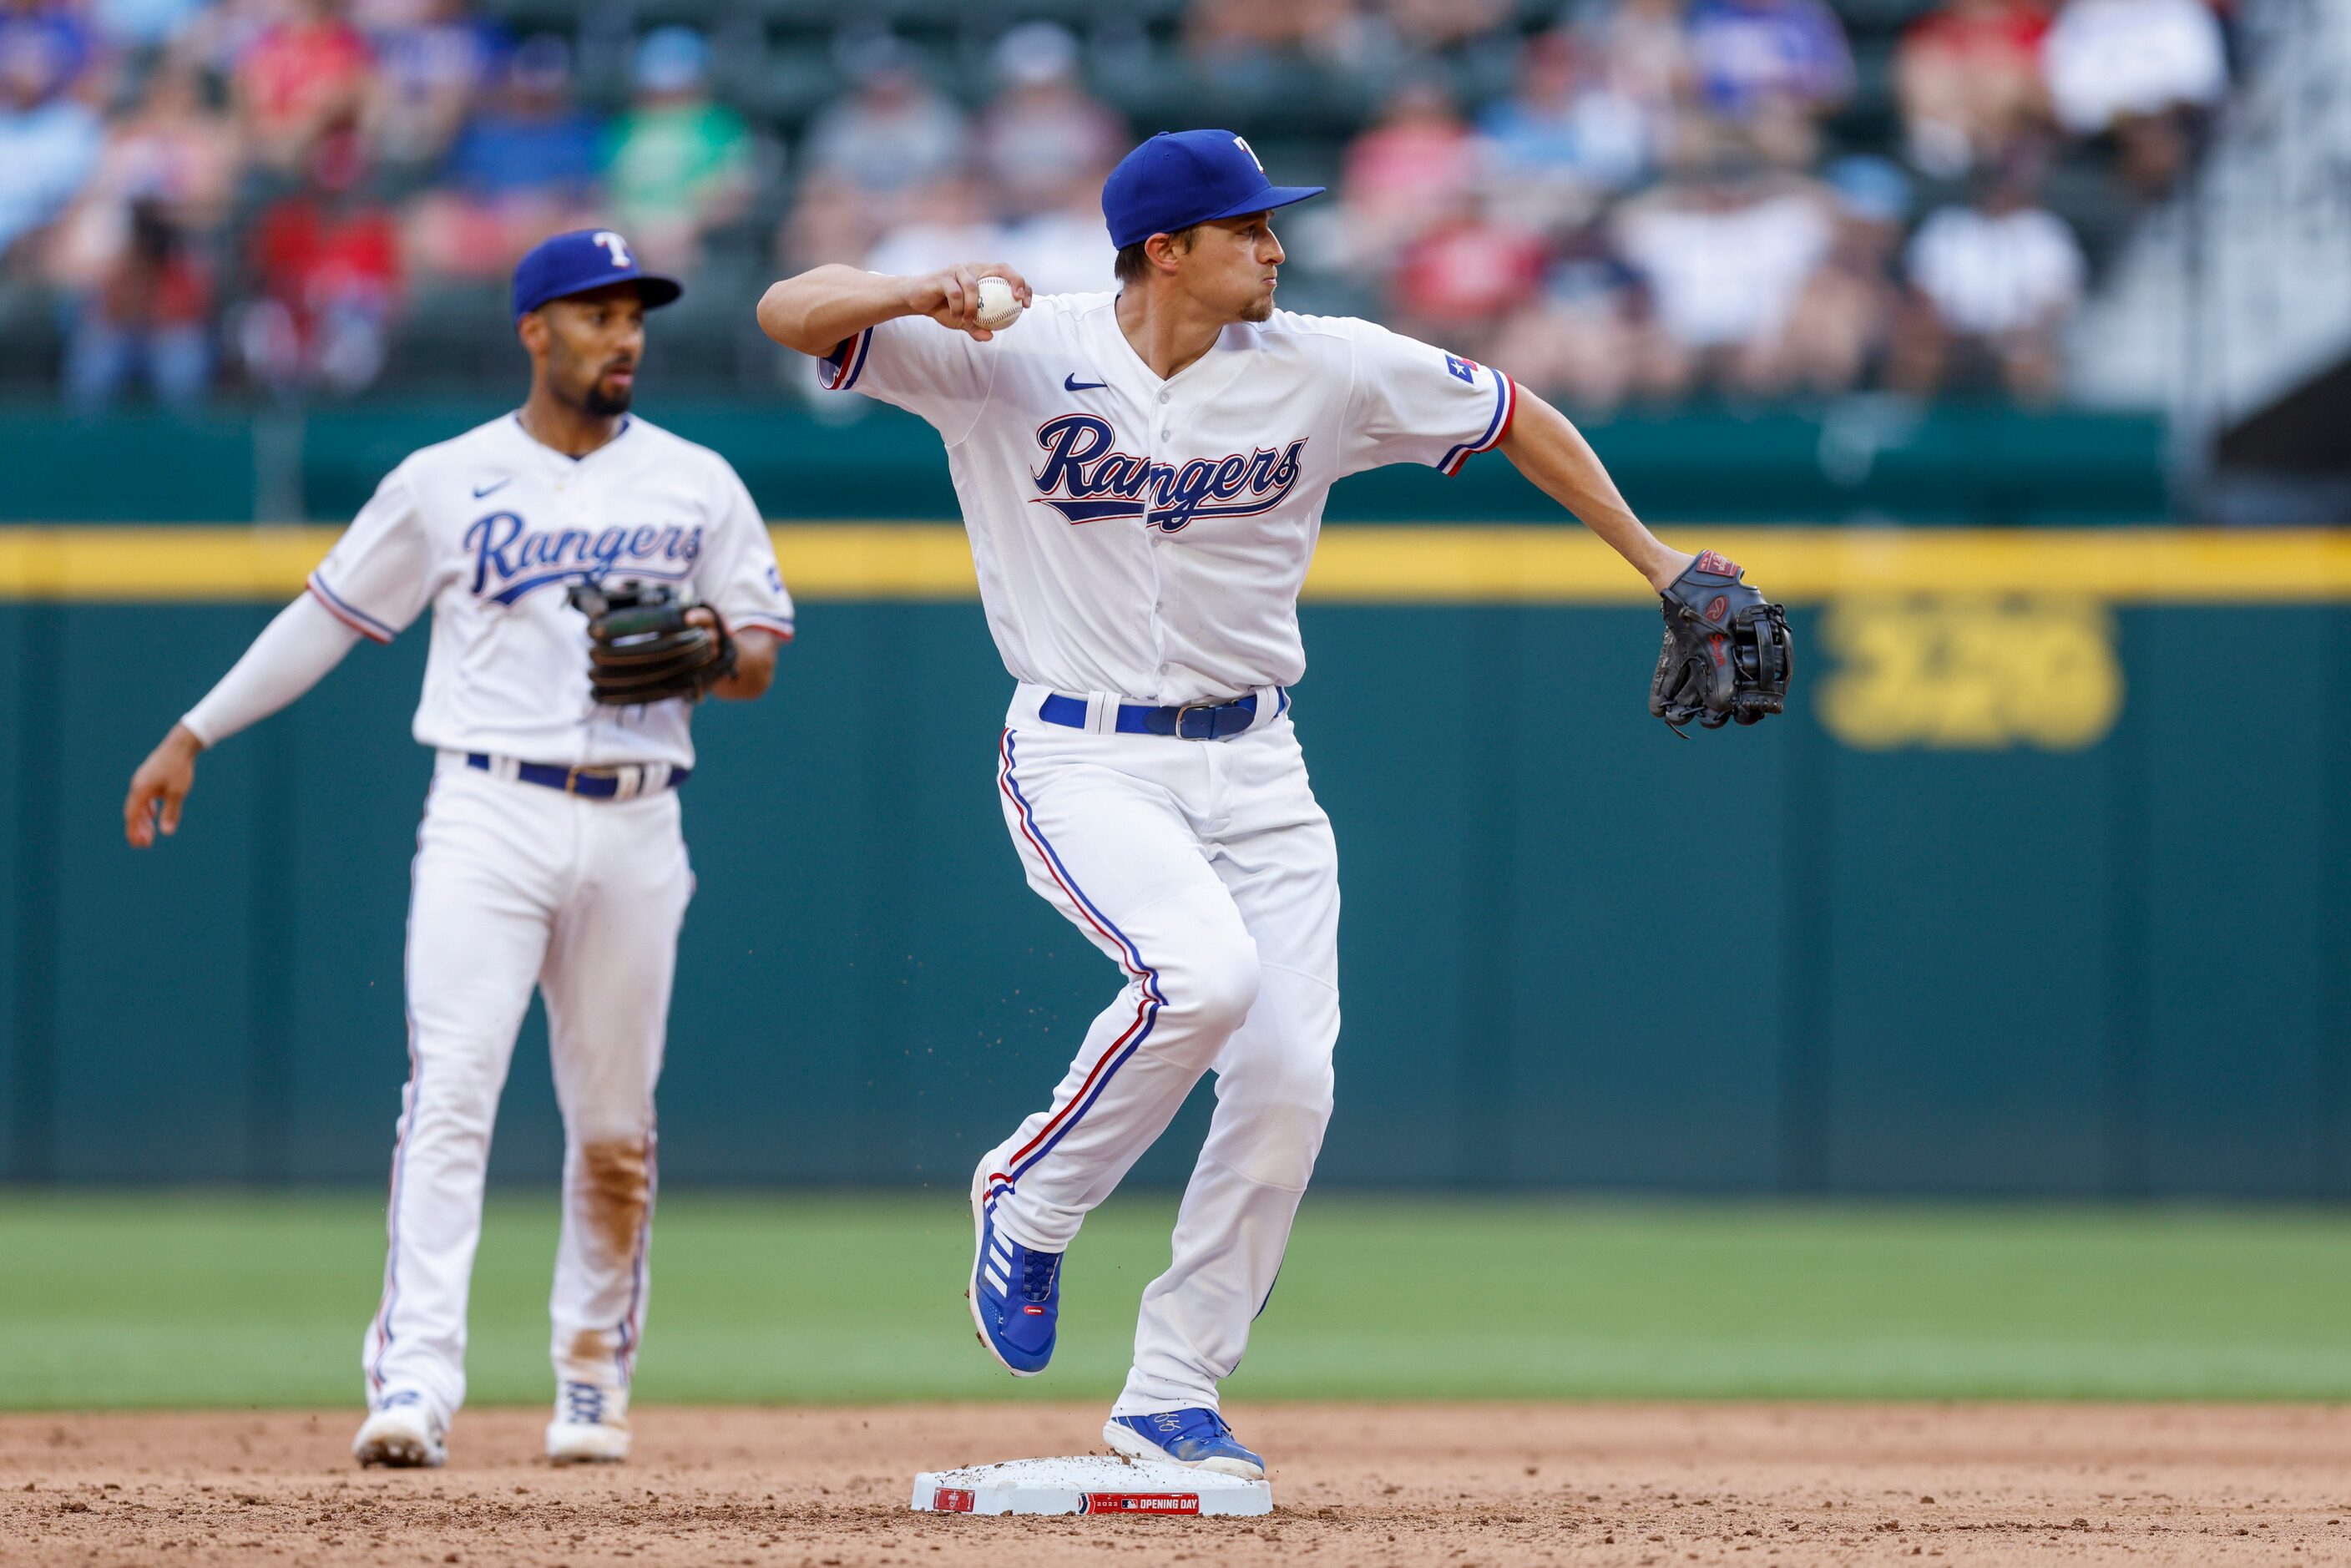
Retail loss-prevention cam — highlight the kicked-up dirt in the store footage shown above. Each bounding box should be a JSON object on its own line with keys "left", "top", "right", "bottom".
{"left": 5, "top": 1402, "right": 2351, "bottom": 1565}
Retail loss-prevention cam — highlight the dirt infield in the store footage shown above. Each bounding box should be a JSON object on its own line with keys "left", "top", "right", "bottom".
{"left": 5, "top": 1403, "right": 2351, "bottom": 1566}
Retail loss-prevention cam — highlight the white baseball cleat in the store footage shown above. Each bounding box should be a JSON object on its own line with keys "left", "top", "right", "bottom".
{"left": 352, "top": 1393, "right": 447, "bottom": 1469}
{"left": 545, "top": 1380, "right": 631, "bottom": 1464}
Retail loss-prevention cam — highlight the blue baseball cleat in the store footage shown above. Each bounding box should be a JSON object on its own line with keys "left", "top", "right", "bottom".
{"left": 1103, "top": 1409, "right": 1267, "bottom": 1480}
{"left": 968, "top": 1166, "right": 1061, "bottom": 1376}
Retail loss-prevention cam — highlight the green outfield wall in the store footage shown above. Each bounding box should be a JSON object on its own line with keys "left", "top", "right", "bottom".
{"left": 3, "top": 517, "right": 2346, "bottom": 1196}
{"left": 0, "top": 401, "right": 2308, "bottom": 1195}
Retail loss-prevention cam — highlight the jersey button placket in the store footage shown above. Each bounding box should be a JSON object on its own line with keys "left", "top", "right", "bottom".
{"left": 1145, "top": 389, "right": 1175, "bottom": 683}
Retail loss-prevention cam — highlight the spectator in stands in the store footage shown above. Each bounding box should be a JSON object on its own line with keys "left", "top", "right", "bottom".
{"left": 774, "top": 169, "right": 872, "bottom": 276}
{"left": 2041, "top": 0, "right": 2225, "bottom": 195}
{"left": 1685, "top": 0, "right": 1851, "bottom": 166}
{"left": 177, "top": 0, "right": 287, "bottom": 78}
{"left": 862, "top": 172, "right": 1115, "bottom": 302}
{"left": 1772, "top": 154, "right": 1909, "bottom": 395}
{"left": 803, "top": 35, "right": 965, "bottom": 226}
{"left": 1583, "top": 0, "right": 1696, "bottom": 117}
{"left": 1378, "top": 0, "right": 1513, "bottom": 50}
{"left": 999, "top": 195, "right": 1119, "bottom": 296}
{"left": 408, "top": 34, "right": 600, "bottom": 279}
{"left": 1490, "top": 224, "right": 1646, "bottom": 411}
{"left": 1612, "top": 135, "right": 1833, "bottom": 398}
{"left": 0, "top": 22, "right": 101, "bottom": 262}
{"left": 359, "top": 0, "right": 505, "bottom": 175}
{"left": 63, "top": 199, "right": 212, "bottom": 411}
{"left": 91, "top": 0, "right": 205, "bottom": 56}
{"left": 1186, "top": 0, "right": 1357, "bottom": 63}
{"left": 1339, "top": 76, "right": 1479, "bottom": 271}
{"left": 976, "top": 23, "right": 1123, "bottom": 221}
{"left": 0, "top": 0, "right": 94, "bottom": 103}
{"left": 47, "top": 59, "right": 235, "bottom": 368}
{"left": 55, "top": 58, "right": 239, "bottom": 244}
{"left": 235, "top": 0, "right": 375, "bottom": 172}
{"left": 600, "top": 27, "right": 751, "bottom": 276}
{"left": 241, "top": 129, "right": 402, "bottom": 395}
{"left": 1388, "top": 185, "right": 1547, "bottom": 352}
{"left": 971, "top": 24, "right": 1123, "bottom": 293}
{"left": 1897, "top": 144, "right": 2085, "bottom": 399}
{"left": 1478, "top": 30, "right": 1653, "bottom": 230}
{"left": 1896, "top": 0, "right": 2052, "bottom": 177}
{"left": 863, "top": 174, "right": 1004, "bottom": 281}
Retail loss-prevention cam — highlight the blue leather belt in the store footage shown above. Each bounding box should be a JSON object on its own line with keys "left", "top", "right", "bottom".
{"left": 466, "top": 753, "right": 690, "bottom": 797}
{"left": 1037, "top": 689, "right": 1287, "bottom": 741}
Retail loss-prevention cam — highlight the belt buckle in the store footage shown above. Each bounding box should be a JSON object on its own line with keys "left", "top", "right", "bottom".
{"left": 564, "top": 765, "right": 582, "bottom": 794}
{"left": 1173, "top": 702, "right": 1217, "bottom": 741}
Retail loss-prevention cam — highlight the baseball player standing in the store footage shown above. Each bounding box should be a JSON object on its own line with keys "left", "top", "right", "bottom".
{"left": 757, "top": 130, "right": 1784, "bottom": 1477}
{"left": 124, "top": 230, "right": 795, "bottom": 1469}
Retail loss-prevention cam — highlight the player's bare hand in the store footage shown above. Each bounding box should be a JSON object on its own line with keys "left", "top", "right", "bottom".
{"left": 124, "top": 723, "right": 203, "bottom": 848}
{"left": 907, "top": 263, "right": 1032, "bottom": 341}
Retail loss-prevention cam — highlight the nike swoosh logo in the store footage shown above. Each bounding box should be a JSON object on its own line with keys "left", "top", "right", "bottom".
{"left": 1063, "top": 374, "right": 1108, "bottom": 392}
{"left": 473, "top": 478, "right": 511, "bottom": 498}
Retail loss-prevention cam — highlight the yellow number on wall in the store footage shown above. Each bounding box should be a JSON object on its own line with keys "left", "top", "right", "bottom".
{"left": 1819, "top": 596, "right": 2123, "bottom": 751}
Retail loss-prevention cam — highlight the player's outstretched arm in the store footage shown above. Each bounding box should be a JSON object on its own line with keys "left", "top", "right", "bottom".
{"left": 124, "top": 591, "right": 363, "bottom": 847}
{"left": 1499, "top": 388, "right": 1792, "bottom": 731}
{"left": 756, "top": 261, "right": 1033, "bottom": 353}
{"left": 1497, "top": 387, "right": 1693, "bottom": 591}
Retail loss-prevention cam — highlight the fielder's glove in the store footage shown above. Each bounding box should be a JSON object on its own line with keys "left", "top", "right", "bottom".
{"left": 1649, "top": 550, "right": 1792, "bottom": 734}
{"left": 569, "top": 579, "right": 736, "bottom": 706}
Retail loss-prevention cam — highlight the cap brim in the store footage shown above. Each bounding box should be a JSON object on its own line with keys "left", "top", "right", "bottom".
{"left": 527, "top": 274, "right": 685, "bottom": 314}
{"left": 1197, "top": 184, "right": 1326, "bottom": 226}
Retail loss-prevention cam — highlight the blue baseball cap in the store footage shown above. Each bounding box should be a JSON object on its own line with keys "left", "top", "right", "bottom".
{"left": 511, "top": 229, "right": 682, "bottom": 320}
{"left": 1101, "top": 129, "right": 1324, "bottom": 250}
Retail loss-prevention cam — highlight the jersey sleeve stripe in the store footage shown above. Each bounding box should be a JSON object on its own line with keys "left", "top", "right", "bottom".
{"left": 1438, "top": 369, "right": 1517, "bottom": 477}
{"left": 818, "top": 327, "right": 874, "bottom": 392}
{"left": 306, "top": 572, "right": 396, "bottom": 643}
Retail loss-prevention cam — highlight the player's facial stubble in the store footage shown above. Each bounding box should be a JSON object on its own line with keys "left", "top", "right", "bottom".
{"left": 1155, "top": 215, "right": 1283, "bottom": 326}
{"left": 580, "top": 374, "right": 632, "bottom": 417}
{"left": 530, "top": 289, "right": 647, "bottom": 417}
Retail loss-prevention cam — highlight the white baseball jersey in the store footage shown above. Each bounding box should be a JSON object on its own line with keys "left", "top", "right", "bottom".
{"left": 307, "top": 412, "right": 795, "bottom": 769}
{"left": 819, "top": 291, "right": 1516, "bottom": 705}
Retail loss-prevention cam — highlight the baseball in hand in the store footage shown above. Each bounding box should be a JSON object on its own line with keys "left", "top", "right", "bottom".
{"left": 974, "top": 275, "right": 1023, "bottom": 331}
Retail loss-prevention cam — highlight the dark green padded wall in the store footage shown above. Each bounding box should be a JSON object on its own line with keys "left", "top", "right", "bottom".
{"left": 15, "top": 599, "right": 2345, "bottom": 1196}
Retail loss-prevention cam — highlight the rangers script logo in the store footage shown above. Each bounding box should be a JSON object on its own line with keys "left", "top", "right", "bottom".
{"left": 1029, "top": 413, "right": 1307, "bottom": 534}
{"left": 462, "top": 512, "right": 704, "bottom": 604}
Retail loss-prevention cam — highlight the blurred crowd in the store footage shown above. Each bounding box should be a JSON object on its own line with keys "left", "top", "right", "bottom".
{"left": 0, "top": 0, "right": 2234, "bottom": 412}
{"left": 1293, "top": 0, "right": 2230, "bottom": 406}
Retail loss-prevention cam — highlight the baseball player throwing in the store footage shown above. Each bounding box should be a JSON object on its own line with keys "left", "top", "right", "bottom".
{"left": 124, "top": 230, "right": 794, "bottom": 1469}
{"left": 757, "top": 130, "right": 1786, "bottom": 1478}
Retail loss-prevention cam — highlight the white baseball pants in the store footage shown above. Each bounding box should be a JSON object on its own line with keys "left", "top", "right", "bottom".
{"left": 981, "top": 687, "right": 1342, "bottom": 1416}
{"left": 362, "top": 752, "right": 692, "bottom": 1424}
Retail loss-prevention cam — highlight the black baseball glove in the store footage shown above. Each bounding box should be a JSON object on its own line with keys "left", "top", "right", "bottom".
{"left": 1649, "top": 550, "right": 1792, "bottom": 734}
{"left": 568, "top": 579, "right": 736, "bottom": 706}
